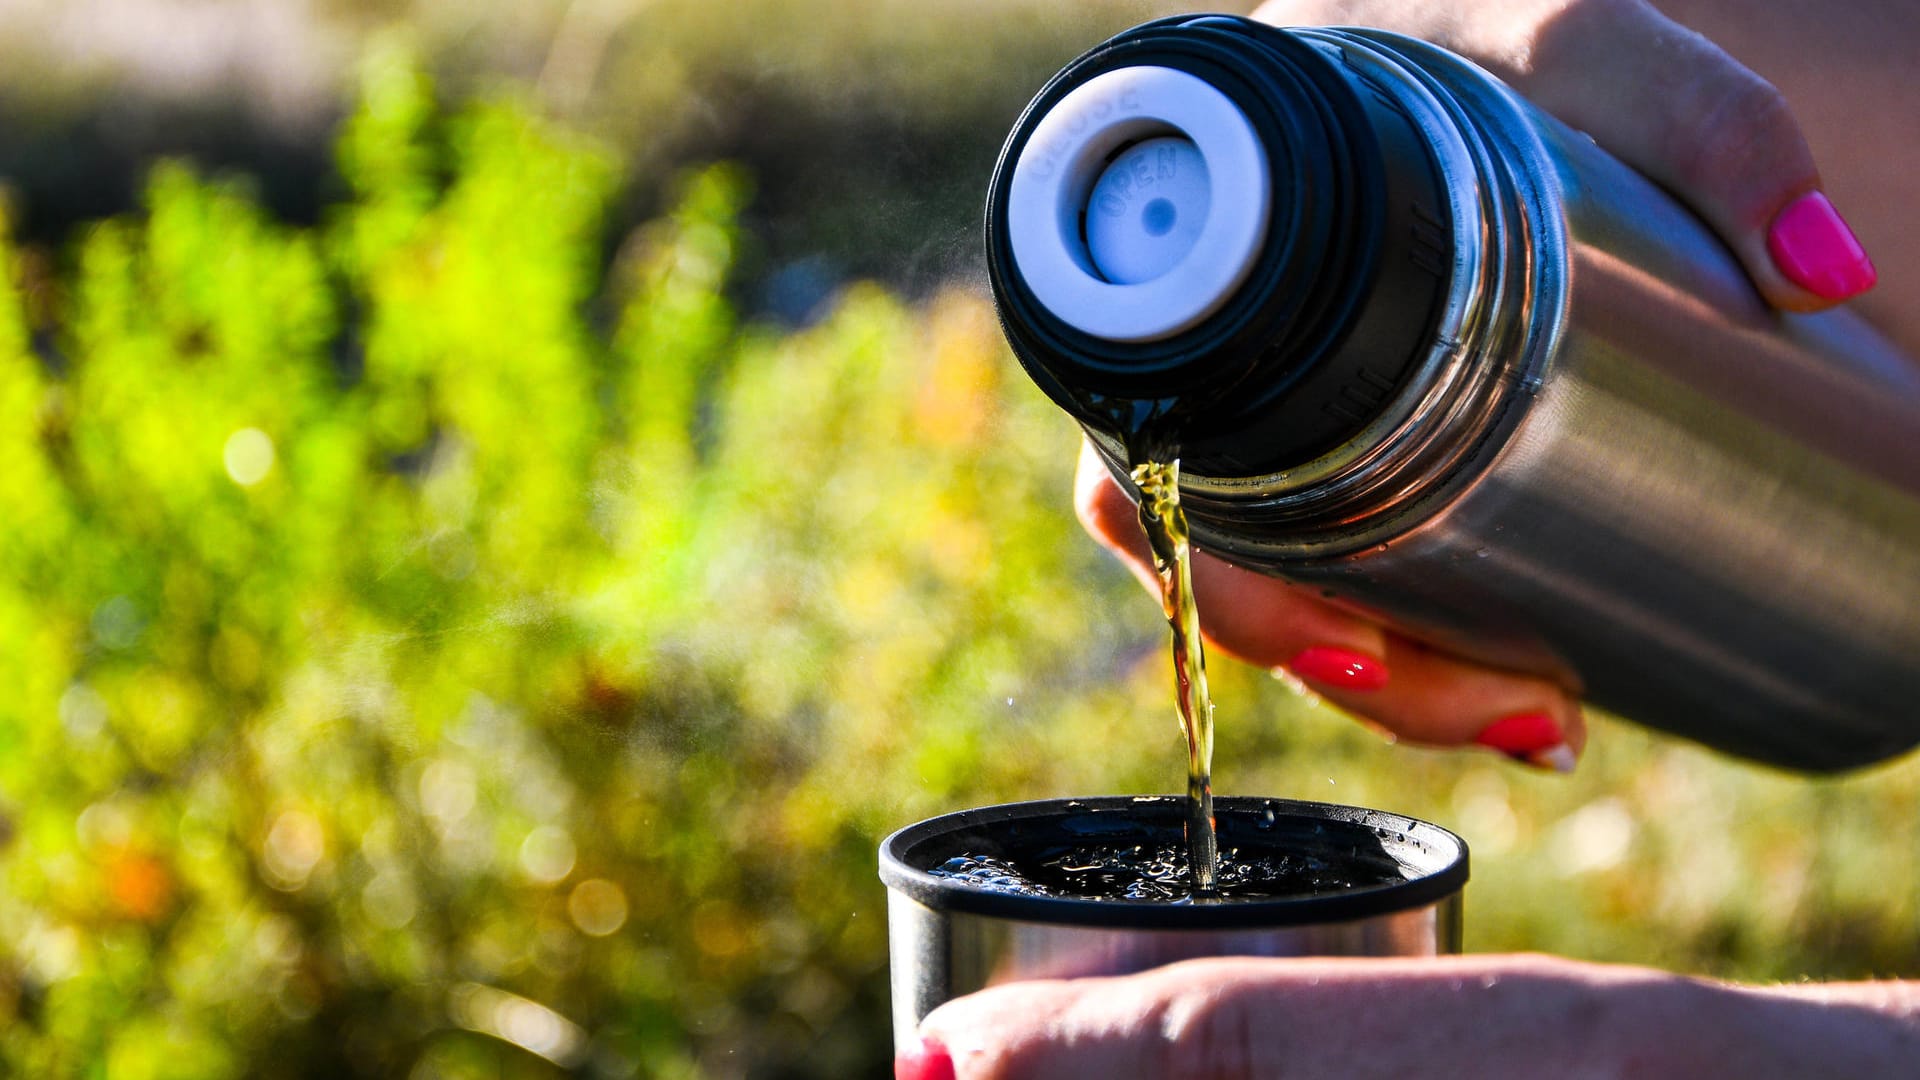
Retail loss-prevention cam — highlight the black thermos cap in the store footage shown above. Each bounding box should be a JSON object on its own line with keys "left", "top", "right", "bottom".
{"left": 985, "top": 15, "right": 1452, "bottom": 473}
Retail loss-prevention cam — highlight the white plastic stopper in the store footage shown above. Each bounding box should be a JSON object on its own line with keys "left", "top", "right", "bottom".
{"left": 1084, "top": 136, "right": 1211, "bottom": 285}
{"left": 1006, "top": 66, "right": 1271, "bottom": 343}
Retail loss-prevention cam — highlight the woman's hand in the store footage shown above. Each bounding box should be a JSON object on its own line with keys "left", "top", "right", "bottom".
{"left": 1254, "top": 0, "right": 1879, "bottom": 311}
{"left": 901, "top": 954, "right": 1919, "bottom": 1079}
{"left": 1076, "top": 441, "right": 1587, "bottom": 770}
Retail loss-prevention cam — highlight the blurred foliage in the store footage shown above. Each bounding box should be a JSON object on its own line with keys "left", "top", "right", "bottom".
{"left": 0, "top": 0, "right": 1220, "bottom": 290}
{"left": 0, "top": 38, "right": 1916, "bottom": 1080}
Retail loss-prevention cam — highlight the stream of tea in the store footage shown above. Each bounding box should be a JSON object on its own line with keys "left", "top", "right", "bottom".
{"left": 926, "top": 445, "right": 1228, "bottom": 899}
{"left": 1128, "top": 454, "right": 1219, "bottom": 896}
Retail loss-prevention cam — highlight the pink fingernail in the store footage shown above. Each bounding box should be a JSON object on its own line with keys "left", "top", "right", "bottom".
{"left": 1766, "top": 191, "right": 1876, "bottom": 300}
{"left": 1474, "top": 711, "right": 1577, "bottom": 772}
{"left": 896, "top": 1037, "right": 956, "bottom": 1080}
{"left": 1287, "top": 646, "right": 1390, "bottom": 692}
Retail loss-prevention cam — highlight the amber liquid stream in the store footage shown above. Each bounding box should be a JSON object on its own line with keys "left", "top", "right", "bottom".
{"left": 1128, "top": 455, "right": 1219, "bottom": 896}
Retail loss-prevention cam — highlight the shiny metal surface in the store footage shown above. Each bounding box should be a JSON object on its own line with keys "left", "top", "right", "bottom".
{"left": 882, "top": 797, "right": 1467, "bottom": 1048}
{"left": 889, "top": 894, "right": 1460, "bottom": 1046}
{"left": 1114, "top": 29, "right": 1920, "bottom": 770}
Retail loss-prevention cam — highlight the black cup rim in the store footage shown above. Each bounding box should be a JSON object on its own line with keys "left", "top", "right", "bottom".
{"left": 878, "top": 795, "right": 1468, "bottom": 930}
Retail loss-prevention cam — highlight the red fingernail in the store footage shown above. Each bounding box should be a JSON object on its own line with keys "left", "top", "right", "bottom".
{"left": 1474, "top": 711, "right": 1564, "bottom": 758}
{"left": 896, "top": 1037, "right": 956, "bottom": 1080}
{"left": 1766, "top": 191, "right": 1876, "bottom": 300}
{"left": 1287, "top": 646, "right": 1390, "bottom": 692}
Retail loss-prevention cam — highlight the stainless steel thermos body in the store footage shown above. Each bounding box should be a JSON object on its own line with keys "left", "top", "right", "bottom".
{"left": 879, "top": 797, "right": 1467, "bottom": 1046}
{"left": 985, "top": 16, "right": 1920, "bottom": 770}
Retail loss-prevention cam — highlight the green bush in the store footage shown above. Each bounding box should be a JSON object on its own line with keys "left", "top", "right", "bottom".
{"left": 0, "top": 47, "right": 1914, "bottom": 1080}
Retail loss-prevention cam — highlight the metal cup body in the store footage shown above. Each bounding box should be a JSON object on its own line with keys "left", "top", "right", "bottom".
{"left": 879, "top": 796, "right": 1467, "bottom": 1046}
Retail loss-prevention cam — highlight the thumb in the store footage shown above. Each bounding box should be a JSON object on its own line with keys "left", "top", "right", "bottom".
{"left": 908, "top": 962, "right": 1299, "bottom": 1080}
{"left": 1513, "top": 0, "right": 1875, "bottom": 309}
{"left": 905, "top": 955, "right": 1677, "bottom": 1079}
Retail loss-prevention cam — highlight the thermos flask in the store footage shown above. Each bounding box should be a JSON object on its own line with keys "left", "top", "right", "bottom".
{"left": 985, "top": 15, "right": 1920, "bottom": 770}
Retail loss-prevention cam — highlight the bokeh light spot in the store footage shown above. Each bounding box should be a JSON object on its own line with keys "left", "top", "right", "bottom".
{"left": 263, "top": 810, "right": 325, "bottom": 891}
{"left": 363, "top": 872, "right": 418, "bottom": 929}
{"left": 59, "top": 683, "right": 108, "bottom": 738}
{"left": 419, "top": 759, "right": 477, "bottom": 824}
{"left": 1552, "top": 798, "right": 1635, "bottom": 877}
{"left": 566, "top": 878, "right": 626, "bottom": 936}
{"left": 224, "top": 427, "right": 276, "bottom": 486}
{"left": 448, "top": 983, "right": 587, "bottom": 1067}
{"left": 76, "top": 800, "right": 133, "bottom": 850}
{"left": 24, "top": 924, "right": 79, "bottom": 983}
{"left": 519, "top": 825, "right": 576, "bottom": 884}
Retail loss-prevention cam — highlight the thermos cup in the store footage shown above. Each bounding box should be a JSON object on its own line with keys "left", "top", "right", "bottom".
{"left": 879, "top": 796, "right": 1468, "bottom": 1045}
{"left": 985, "top": 15, "right": 1920, "bottom": 770}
